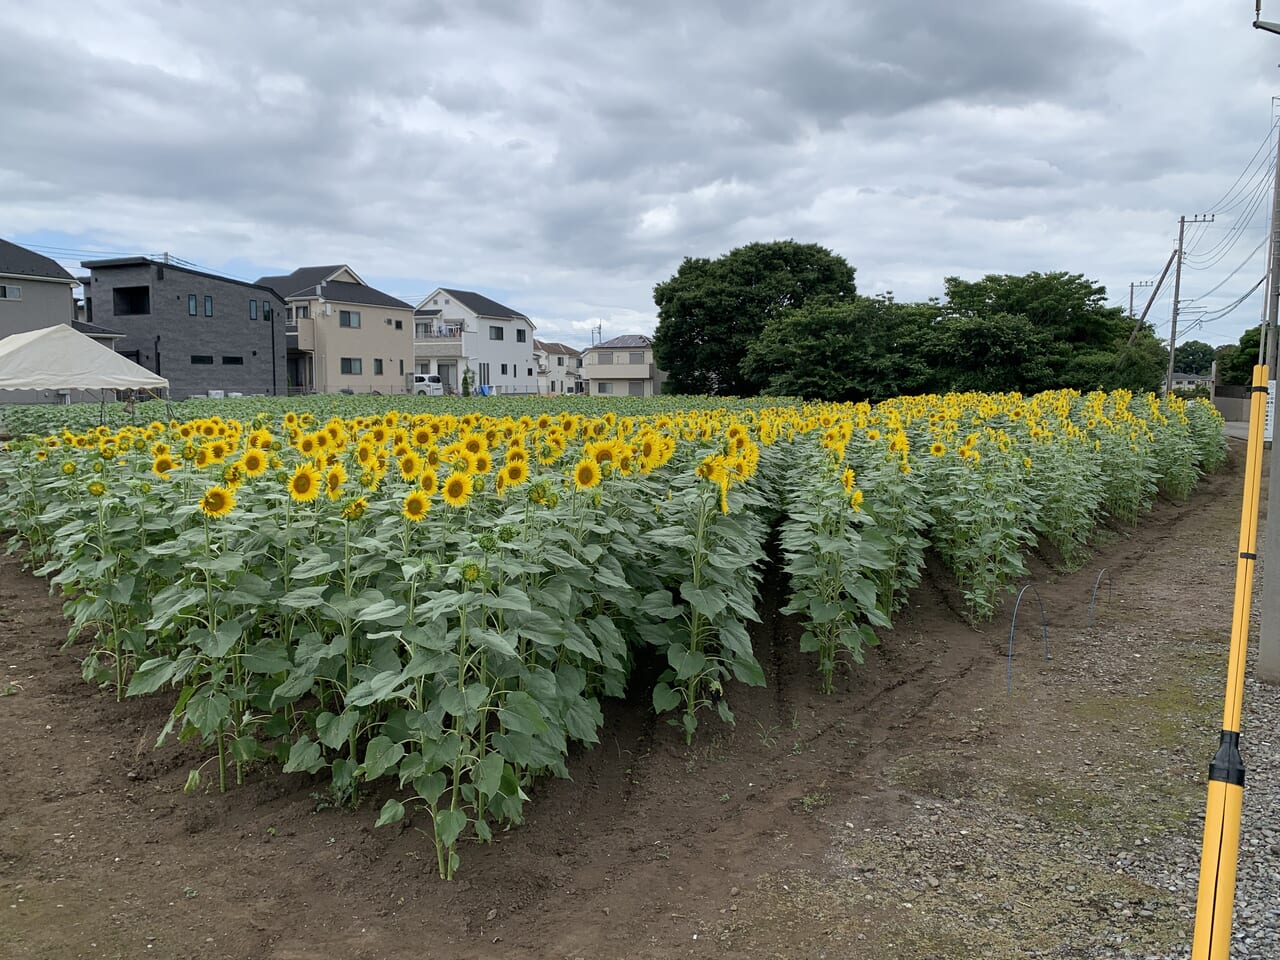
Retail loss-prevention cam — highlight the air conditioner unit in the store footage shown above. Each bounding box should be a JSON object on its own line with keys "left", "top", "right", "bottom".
{"left": 325, "top": 304, "right": 332, "bottom": 316}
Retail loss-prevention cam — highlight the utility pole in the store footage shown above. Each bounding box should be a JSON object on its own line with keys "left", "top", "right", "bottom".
{"left": 1258, "top": 113, "right": 1280, "bottom": 684}
{"left": 1166, "top": 215, "right": 1214, "bottom": 396}
{"left": 1130, "top": 280, "right": 1154, "bottom": 319}
{"left": 1127, "top": 249, "right": 1177, "bottom": 348}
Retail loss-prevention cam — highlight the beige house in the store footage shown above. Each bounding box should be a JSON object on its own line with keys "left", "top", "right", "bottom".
{"left": 258, "top": 265, "right": 414, "bottom": 395}
{"left": 534, "top": 339, "right": 583, "bottom": 395}
{"left": 581, "top": 334, "right": 667, "bottom": 397}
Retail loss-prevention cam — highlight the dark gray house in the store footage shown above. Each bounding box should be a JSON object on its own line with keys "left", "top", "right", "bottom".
{"left": 81, "top": 257, "right": 287, "bottom": 399}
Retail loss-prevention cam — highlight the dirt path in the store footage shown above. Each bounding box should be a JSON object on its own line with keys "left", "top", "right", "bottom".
{"left": 0, "top": 442, "right": 1256, "bottom": 960}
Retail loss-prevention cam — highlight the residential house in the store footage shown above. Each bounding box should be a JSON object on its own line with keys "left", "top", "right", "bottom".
{"left": 1169, "top": 371, "right": 1214, "bottom": 394}
{"left": 413, "top": 288, "right": 537, "bottom": 394}
{"left": 81, "top": 256, "right": 287, "bottom": 399}
{"left": 0, "top": 238, "right": 79, "bottom": 337}
{"left": 256, "top": 266, "right": 414, "bottom": 395}
{"left": 581, "top": 334, "right": 667, "bottom": 397}
{"left": 533, "top": 339, "right": 583, "bottom": 395}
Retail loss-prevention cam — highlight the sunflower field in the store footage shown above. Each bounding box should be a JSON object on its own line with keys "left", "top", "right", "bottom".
{"left": 0, "top": 389, "right": 1226, "bottom": 877}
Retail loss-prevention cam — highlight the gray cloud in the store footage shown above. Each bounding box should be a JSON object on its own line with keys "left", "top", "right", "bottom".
{"left": 0, "top": 0, "right": 1273, "bottom": 348}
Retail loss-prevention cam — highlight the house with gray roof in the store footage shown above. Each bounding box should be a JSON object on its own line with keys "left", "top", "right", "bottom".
{"left": 0, "top": 238, "right": 80, "bottom": 339}
{"left": 412, "top": 287, "right": 537, "bottom": 395}
{"left": 256, "top": 265, "right": 414, "bottom": 395}
{"left": 533, "top": 338, "right": 583, "bottom": 395}
{"left": 581, "top": 334, "right": 668, "bottom": 397}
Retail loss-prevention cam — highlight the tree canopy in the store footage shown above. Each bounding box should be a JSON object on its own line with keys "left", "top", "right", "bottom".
{"left": 650, "top": 245, "right": 1167, "bottom": 400}
{"left": 1174, "top": 340, "right": 1215, "bottom": 376}
{"left": 1219, "top": 326, "right": 1262, "bottom": 386}
{"left": 651, "top": 241, "right": 857, "bottom": 395}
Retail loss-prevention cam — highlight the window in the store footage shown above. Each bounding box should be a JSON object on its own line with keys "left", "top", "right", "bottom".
{"left": 190, "top": 355, "right": 214, "bottom": 365}
{"left": 286, "top": 306, "right": 294, "bottom": 320}
{"left": 113, "top": 286, "right": 151, "bottom": 315}
{"left": 399, "top": 359, "right": 404, "bottom": 375}
{"left": 188, "top": 294, "right": 197, "bottom": 316}
{"left": 295, "top": 304, "right": 309, "bottom": 319}
{"left": 489, "top": 325, "right": 504, "bottom": 341}
{"left": 340, "top": 357, "right": 362, "bottom": 375}
{"left": 385, "top": 317, "right": 392, "bottom": 325}
{"left": 516, "top": 328, "right": 526, "bottom": 343}
{"left": 204, "top": 296, "right": 213, "bottom": 317}
{"left": 557, "top": 356, "right": 565, "bottom": 367}
{"left": 395, "top": 319, "right": 403, "bottom": 330}
{"left": 374, "top": 358, "right": 384, "bottom": 375}
{"left": 262, "top": 300, "right": 271, "bottom": 319}
{"left": 249, "top": 300, "right": 258, "bottom": 320}
{"left": 500, "top": 363, "right": 508, "bottom": 375}
{"left": 415, "top": 323, "right": 428, "bottom": 339}
{"left": 432, "top": 298, "right": 438, "bottom": 305}
{"left": 595, "top": 381, "right": 613, "bottom": 394}
{"left": 628, "top": 381, "right": 645, "bottom": 396}
{"left": 0, "top": 284, "right": 21, "bottom": 300}
{"left": 478, "top": 362, "right": 490, "bottom": 386}
{"left": 222, "top": 356, "right": 244, "bottom": 365}
{"left": 339, "top": 310, "right": 361, "bottom": 328}
{"left": 597, "top": 352, "right": 613, "bottom": 365}
{"left": 527, "top": 367, "right": 533, "bottom": 377}
{"left": 629, "top": 352, "right": 644, "bottom": 365}
{"left": 576, "top": 357, "right": 583, "bottom": 368}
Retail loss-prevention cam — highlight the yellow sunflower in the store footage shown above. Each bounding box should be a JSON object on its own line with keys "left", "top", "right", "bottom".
{"left": 288, "top": 463, "right": 322, "bottom": 502}
{"left": 240, "top": 448, "right": 268, "bottom": 477}
{"left": 502, "top": 460, "right": 528, "bottom": 488}
{"left": 399, "top": 452, "right": 422, "bottom": 481}
{"left": 402, "top": 490, "right": 430, "bottom": 522}
{"left": 419, "top": 468, "right": 439, "bottom": 496}
{"left": 200, "top": 485, "right": 236, "bottom": 518}
{"left": 573, "top": 458, "right": 601, "bottom": 491}
{"left": 929, "top": 441, "right": 947, "bottom": 457}
{"left": 326, "top": 463, "right": 348, "bottom": 500}
{"left": 441, "top": 471, "right": 474, "bottom": 508}
{"left": 152, "top": 454, "right": 177, "bottom": 479}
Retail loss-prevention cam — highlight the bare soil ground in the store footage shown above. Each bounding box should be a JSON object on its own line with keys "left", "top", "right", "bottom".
{"left": 0, "top": 441, "right": 1258, "bottom": 960}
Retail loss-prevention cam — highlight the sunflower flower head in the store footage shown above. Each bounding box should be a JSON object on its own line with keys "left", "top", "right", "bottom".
{"left": 200, "top": 485, "right": 236, "bottom": 518}
{"left": 441, "top": 471, "right": 474, "bottom": 508}
{"left": 288, "top": 463, "right": 322, "bottom": 502}
{"left": 402, "top": 490, "right": 429, "bottom": 522}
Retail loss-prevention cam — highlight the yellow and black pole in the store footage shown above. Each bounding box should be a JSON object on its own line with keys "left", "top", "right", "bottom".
{"left": 1190, "top": 364, "right": 1270, "bottom": 959}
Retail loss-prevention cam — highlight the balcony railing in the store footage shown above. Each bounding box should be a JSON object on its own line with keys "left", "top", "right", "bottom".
{"left": 414, "top": 325, "right": 464, "bottom": 340}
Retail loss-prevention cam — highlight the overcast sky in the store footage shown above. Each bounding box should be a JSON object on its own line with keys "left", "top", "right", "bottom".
{"left": 4, "top": 0, "right": 1280, "bottom": 349}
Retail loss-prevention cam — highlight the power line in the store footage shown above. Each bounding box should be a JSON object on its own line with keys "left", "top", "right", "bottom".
{"left": 1185, "top": 236, "right": 1269, "bottom": 304}
{"left": 1203, "top": 120, "right": 1280, "bottom": 215}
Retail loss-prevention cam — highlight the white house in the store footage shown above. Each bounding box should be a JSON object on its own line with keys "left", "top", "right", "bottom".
{"left": 412, "top": 288, "right": 537, "bottom": 394}
{"left": 534, "top": 338, "right": 583, "bottom": 395}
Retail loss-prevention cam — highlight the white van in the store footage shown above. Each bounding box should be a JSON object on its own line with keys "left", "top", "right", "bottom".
{"left": 413, "top": 373, "right": 445, "bottom": 395}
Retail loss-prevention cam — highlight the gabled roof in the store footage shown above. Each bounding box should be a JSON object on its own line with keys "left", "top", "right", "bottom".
{"left": 591, "top": 334, "right": 652, "bottom": 350}
{"left": 534, "top": 338, "right": 581, "bottom": 356}
{"left": 430, "top": 288, "right": 528, "bottom": 321}
{"left": 414, "top": 308, "right": 442, "bottom": 318}
{"left": 0, "top": 239, "right": 75, "bottom": 283}
{"left": 255, "top": 265, "right": 349, "bottom": 299}
{"left": 255, "top": 266, "right": 410, "bottom": 310}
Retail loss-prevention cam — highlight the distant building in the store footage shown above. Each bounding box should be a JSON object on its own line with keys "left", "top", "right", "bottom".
{"left": 581, "top": 334, "right": 667, "bottom": 397}
{"left": 82, "top": 256, "right": 287, "bottom": 399}
{"left": 534, "top": 339, "right": 583, "bottom": 394}
{"left": 412, "top": 288, "right": 537, "bottom": 394}
{"left": 1170, "top": 371, "right": 1214, "bottom": 394}
{"left": 257, "top": 265, "right": 414, "bottom": 395}
{"left": 0, "top": 238, "right": 79, "bottom": 337}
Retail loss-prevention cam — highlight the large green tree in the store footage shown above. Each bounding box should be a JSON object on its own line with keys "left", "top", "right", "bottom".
{"left": 941, "top": 271, "right": 1153, "bottom": 392}
{"left": 1174, "top": 339, "right": 1215, "bottom": 376}
{"left": 652, "top": 240, "right": 857, "bottom": 395}
{"left": 1220, "top": 326, "right": 1262, "bottom": 386}
{"left": 742, "top": 295, "right": 938, "bottom": 401}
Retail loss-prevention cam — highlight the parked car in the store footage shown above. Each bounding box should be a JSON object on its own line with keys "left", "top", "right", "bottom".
{"left": 414, "top": 373, "right": 445, "bottom": 395}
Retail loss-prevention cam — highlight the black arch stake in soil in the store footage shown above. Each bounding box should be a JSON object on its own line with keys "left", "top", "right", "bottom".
{"left": 1089, "top": 568, "right": 1113, "bottom": 627}
{"left": 1007, "top": 583, "right": 1050, "bottom": 696}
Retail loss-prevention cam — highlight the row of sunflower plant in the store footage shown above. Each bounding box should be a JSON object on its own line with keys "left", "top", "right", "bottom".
{"left": 0, "top": 390, "right": 1227, "bottom": 876}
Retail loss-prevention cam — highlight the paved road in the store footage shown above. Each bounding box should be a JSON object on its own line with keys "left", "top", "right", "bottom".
{"left": 1226, "top": 421, "right": 1249, "bottom": 440}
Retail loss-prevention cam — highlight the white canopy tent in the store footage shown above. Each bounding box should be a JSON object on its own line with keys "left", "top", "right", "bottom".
{"left": 0, "top": 324, "right": 167, "bottom": 394}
